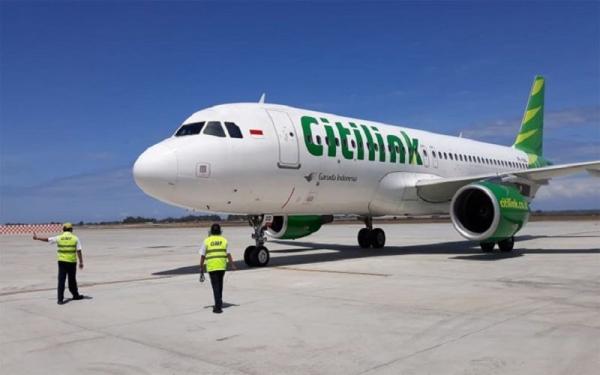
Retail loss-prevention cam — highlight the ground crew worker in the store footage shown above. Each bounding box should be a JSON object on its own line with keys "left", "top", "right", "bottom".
{"left": 33, "top": 223, "right": 85, "bottom": 305}
{"left": 199, "top": 223, "right": 237, "bottom": 314}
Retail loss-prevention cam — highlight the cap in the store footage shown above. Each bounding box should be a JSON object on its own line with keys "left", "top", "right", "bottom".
{"left": 63, "top": 222, "right": 73, "bottom": 230}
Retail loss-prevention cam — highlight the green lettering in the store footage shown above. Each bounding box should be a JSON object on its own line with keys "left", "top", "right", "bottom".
{"left": 349, "top": 123, "right": 364, "bottom": 160}
{"left": 372, "top": 126, "right": 386, "bottom": 162}
{"left": 401, "top": 131, "right": 422, "bottom": 165}
{"left": 336, "top": 122, "right": 353, "bottom": 160}
{"left": 386, "top": 135, "right": 405, "bottom": 163}
{"left": 360, "top": 124, "right": 375, "bottom": 161}
{"left": 301, "top": 116, "right": 322, "bottom": 156}
{"left": 323, "top": 119, "right": 337, "bottom": 157}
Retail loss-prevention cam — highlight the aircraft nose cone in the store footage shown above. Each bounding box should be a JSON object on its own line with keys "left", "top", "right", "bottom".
{"left": 133, "top": 144, "right": 178, "bottom": 195}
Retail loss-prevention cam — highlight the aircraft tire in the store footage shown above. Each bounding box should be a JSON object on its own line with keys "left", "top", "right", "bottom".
{"left": 480, "top": 242, "right": 495, "bottom": 252}
{"left": 358, "top": 228, "right": 371, "bottom": 248}
{"left": 498, "top": 237, "right": 515, "bottom": 252}
{"left": 244, "top": 245, "right": 257, "bottom": 267}
{"left": 254, "top": 246, "right": 270, "bottom": 267}
{"left": 370, "top": 228, "right": 386, "bottom": 249}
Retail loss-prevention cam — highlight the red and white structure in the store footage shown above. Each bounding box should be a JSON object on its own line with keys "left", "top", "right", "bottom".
{"left": 0, "top": 224, "right": 63, "bottom": 236}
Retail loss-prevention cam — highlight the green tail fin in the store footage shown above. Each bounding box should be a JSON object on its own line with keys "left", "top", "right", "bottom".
{"left": 513, "top": 75, "right": 544, "bottom": 157}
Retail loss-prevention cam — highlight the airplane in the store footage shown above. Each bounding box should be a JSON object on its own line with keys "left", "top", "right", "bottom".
{"left": 133, "top": 76, "right": 600, "bottom": 267}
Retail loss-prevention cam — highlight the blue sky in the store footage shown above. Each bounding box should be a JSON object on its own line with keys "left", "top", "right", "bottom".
{"left": 1, "top": 1, "right": 598, "bottom": 223}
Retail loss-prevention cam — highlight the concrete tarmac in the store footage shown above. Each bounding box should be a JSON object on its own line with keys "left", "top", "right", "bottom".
{"left": 1, "top": 221, "right": 599, "bottom": 375}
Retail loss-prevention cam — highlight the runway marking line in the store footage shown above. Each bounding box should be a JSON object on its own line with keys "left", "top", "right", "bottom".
{"left": 0, "top": 275, "right": 177, "bottom": 297}
{"left": 274, "top": 266, "right": 390, "bottom": 277}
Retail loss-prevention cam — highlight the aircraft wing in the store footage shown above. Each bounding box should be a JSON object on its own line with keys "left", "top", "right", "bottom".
{"left": 415, "top": 160, "right": 600, "bottom": 203}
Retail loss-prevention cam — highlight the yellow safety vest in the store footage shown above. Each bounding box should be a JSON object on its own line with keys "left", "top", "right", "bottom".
{"left": 204, "top": 235, "right": 228, "bottom": 272}
{"left": 57, "top": 232, "right": 78, "bottom": 263}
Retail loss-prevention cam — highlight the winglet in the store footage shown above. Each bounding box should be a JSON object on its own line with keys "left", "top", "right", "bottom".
{"left": 259, "top": 93, "right": 266, "bottom": 104}
{"left": 513, "top": 76, "right": 544, "bottom": 157}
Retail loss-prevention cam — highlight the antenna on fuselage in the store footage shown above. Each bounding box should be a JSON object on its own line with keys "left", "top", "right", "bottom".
{"left": 258, "top": 93, "right": 266, "bottom": 104}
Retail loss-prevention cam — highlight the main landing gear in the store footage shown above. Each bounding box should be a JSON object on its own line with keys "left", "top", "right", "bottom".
{"left": 357, "top": 217, "right": 386, "bottom": 249}
{"left": 480, "top": 236, "right": 515, "bottom": 252}
{"left": 244, "top": 215, "right": 270, "bottom": 267}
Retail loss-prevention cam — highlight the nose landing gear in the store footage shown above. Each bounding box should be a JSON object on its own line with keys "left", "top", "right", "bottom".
{"left": 244, "top": 215, "right": 270, "bottom": 267}
{"left": 357, "top": 217, "right": 386, "bottom": 249}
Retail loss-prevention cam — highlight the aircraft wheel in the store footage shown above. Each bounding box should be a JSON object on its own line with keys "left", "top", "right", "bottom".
{"left": 358, "top": 228, "right": 371, "bottom": 248}
{"left": 254, "top": 246, "right": 270, "bottom": 267}
{"left": 480, "top": 242, "right": 495, "bottom": 252}
{"left": 498, "top": 237, "right": 514, "bottom": 252}
{"left": 244, "top": 245, "right": 257, "bottom": 267}
{"left": 370, "top": 228, "right": 386, "bottom": 249}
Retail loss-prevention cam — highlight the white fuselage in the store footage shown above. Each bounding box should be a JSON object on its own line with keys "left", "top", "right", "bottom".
{"left": 133, "top": 103, "right": 529, "bottom": 216}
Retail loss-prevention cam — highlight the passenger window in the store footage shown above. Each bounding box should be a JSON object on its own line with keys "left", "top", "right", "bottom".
{"left": 449, "top": 153, "right": 453, "bottom": 160}
{"left": 432, "top": 151, "right": 436, "bottom": 158}
{"left": 224, "top": 122, "right": 243, "bottom": 138}
{"left": 175, "top": 122, "right": 205, "bottom": 137}
{"left": 203, "top": 121, "right": 226, "bottom": 137}
{"left": 351, "top": 139, "right": 356, "bottom": 148}
{"left": 316, "top": 135, "right": 322, "bottom": 145}
{"left": 335, "top": 138, "right": 340, "bottom": 147}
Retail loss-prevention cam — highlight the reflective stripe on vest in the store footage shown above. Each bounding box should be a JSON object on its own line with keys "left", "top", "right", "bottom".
{"left": 204, "top": 235, "right": 228, "bottom": 272}
{"left": 57, "top": 232, "right": 78, "bottom": 263}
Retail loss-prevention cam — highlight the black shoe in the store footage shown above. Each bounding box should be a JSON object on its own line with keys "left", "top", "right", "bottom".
{"left": 57, "top": 300, "right": 65, "bottom": 305}
{"left": 212, "top": 307, "right": 222, "bottom": 314}
{"left": 72, "top": 295, "right": 84, "bottom": 300}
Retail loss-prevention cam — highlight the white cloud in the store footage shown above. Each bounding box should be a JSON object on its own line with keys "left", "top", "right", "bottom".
{"left": 532, "top": 174, "right": 600, "bottom": 210}
{"left": 463, "top": 106, "right": 600, "bottom": 140}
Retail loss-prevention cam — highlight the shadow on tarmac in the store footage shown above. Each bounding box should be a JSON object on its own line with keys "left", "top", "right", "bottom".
{"left": 202, "top": 302, "right": 239, "bottom": 309}
{"left": 152, "top": 238, "right": 599, "bottom": 276}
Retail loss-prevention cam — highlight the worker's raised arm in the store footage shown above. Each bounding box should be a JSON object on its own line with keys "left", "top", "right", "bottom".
{"left": 32, "top": 232, "right": 49, "bottom": 242}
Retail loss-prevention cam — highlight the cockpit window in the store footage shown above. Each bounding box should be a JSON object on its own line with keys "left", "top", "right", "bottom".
{"left": 175, "top": 122, "right": 205, "bottom": 137}
{"left": 203, "top": 121, "right": 226, "bottom": 137}
{"left": 224, "top": 122, "right": 243, "bottom": 138}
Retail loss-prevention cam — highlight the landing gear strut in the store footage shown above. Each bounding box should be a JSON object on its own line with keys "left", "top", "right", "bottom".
{"left": 357, "top": 217, "right": 386, "bottom": 249}
{"left": 244, "top": 215, "right": 270, "bottom": 267}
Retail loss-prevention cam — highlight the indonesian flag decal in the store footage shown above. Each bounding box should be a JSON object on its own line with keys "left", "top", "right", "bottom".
{"left": 250, "top": 129, "right": 264, "bottom": 138}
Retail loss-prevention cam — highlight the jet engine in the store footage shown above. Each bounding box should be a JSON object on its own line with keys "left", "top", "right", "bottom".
{"left": 265, "top": 215, "right": 334, "bottom": 239}
{"left": 450, "top": 181, "right": 530, "bottom": 242}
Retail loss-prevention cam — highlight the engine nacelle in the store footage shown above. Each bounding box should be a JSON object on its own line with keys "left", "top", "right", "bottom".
{"left": 265, "top": 215, "right": 333, "bottom": 240}
{"left": 450, "top": 181, "right": 530, "bottom": 242}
